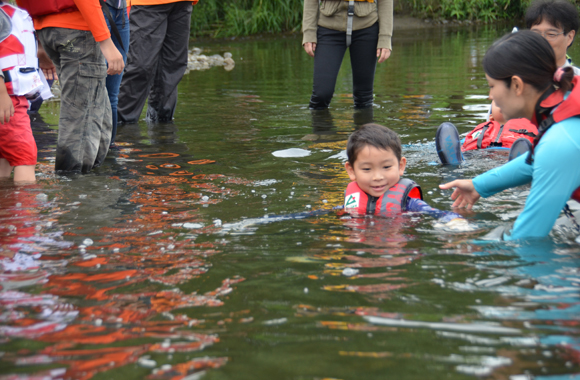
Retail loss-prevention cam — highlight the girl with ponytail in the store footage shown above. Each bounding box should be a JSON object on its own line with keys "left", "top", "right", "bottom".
{"left": 440, "top": 30, "right": 580, "bottom": 240}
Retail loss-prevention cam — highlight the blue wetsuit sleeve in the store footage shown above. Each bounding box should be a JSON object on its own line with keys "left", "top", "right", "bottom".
{"left": 503, "top": 118, "right": 580, "bottom": 240}
{"left": 406, "top": 198, "right": 463, "bottom": 223}
{"left": 472, "top": 154, "right": 533, "bottom": 197}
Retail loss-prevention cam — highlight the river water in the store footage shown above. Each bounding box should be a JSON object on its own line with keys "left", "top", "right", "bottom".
{"left": 1, "top": 24, "right": 580, "bottom": 380}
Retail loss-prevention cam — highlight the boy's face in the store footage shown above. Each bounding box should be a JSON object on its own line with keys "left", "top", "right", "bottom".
{"left": 531, "top": 20, "right": 575, "bottom": 67}
{"left": 345, "top": 145, "right": 406, "bottom": 198}
{"left": 489, "top": 100, "right": 506, "bottom": 125}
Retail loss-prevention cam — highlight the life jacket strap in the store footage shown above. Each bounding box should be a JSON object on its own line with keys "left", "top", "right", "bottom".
{"left": 526, "top": 114, "right": 554, "bottom": 165}
{"left": 100, "top": 0, "right": 125, "bottom": 52}
{"left": 494, "top": 124, "right": 505, "bottom": 144}
{"left": 2, "top": 69, "right": 10, "bottom": 83}
{"left": 476, "top": 121, "right": 492, "bottom": 149}
{"left": 564, "top": 204, "right": 580, "bottom": 233}
{"left": 508, "top": 128, "right": 537, "bottom": 138}
{"left": 367, "top": 194, "right": 378, "bottom": 214}
{"left": 346, "top": 0, "right": 354, "bottom": 47}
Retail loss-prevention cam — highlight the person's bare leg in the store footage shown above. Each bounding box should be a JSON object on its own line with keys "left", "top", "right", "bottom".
{"left": 0, "top": 158, "right": 13, "bottom": 178}
{"left": 13, "top": 165, "right": 36, "bottom": 183}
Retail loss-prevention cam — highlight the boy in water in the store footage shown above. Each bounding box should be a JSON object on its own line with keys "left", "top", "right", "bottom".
{"left": 344, "top": 124, "right": 465, "bottom": 226}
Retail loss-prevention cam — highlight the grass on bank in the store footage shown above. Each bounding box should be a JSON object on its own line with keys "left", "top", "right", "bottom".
{"left": 191, "top": 0, "right": 303, "bottom": 38}
{"left": 403, "top": 0, "right": 532, "bottom": 22}
{"left": 190, "top": 0, "right": 580, "bottom": 38}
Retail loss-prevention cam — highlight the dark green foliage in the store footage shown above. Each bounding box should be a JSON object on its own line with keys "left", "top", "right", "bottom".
{"left": 190, "top": 0, "right": 580, "bottom": 38}
{"left": 400, "top": 0, "right": 561, "bottom": 22}
{"left": 191, "top": 0, "right": 303, "bottom": 38}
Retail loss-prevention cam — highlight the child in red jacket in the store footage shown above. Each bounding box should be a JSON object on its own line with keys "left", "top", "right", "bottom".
{"left": 0, "top": 2, "right": 51, "bottom": 182}
{"left": 436, "top": 101, "right": 538, "bottom": 165}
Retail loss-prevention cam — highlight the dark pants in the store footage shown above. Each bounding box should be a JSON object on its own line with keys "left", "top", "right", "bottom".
{"left": 309, "top": 23, "right": 379, "bottom": 110}
{"left": 117, "top": 1, "right": 192, "bottom": 123}
{"left": 38, "top": 28, "right": 112, "bottom": 174}
{"left": 103, "top": 5, "right": 130, "bottom": 144}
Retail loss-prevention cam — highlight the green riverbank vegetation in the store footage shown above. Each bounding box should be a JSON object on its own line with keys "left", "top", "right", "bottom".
{"left": 190, "top": 0, "right": 579, "bottom": 38}
{"left": 191, "top": 0, "right": 303, "bottom": 38}
{"left": 402, "top": 0, "right": 532, "bottom": 22}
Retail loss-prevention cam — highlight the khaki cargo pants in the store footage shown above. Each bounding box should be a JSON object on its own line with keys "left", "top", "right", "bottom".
{"left": 38, "top": 28, "right": 112, "bottom": 174}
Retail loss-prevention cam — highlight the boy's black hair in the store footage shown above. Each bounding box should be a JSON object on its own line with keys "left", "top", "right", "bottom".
{"left": 525, "top": 0, "right": 579, "bottom": 41}
{"left": 346, "top": 123, "right": 402, "bottom": 166}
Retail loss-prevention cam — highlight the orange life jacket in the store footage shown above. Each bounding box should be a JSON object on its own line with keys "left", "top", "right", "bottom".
{"left": 531, "top": 76, "right": 580, "bottom": 202}
{"left": 462, "top": 118, "right": 538, "bottom": 151}
{"left": 344, "top": 179, "right": 423, "bottom": 216}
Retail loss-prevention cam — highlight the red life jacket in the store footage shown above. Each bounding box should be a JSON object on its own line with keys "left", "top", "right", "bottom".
{"left": 16, "top": 0, "right": 77, "bottom": 18}
{"left": 344, "top": 178, "right": 423, "bottom": 216}
{"left": 531, "top": 76, "right": 580, "bottom": 202}
{"left": 462, "top": 118, "right": 538, "bottom": 151}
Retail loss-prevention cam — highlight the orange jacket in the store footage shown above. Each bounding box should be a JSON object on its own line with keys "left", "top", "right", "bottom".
{"left": 130, "top": 0, "right": 198, "bottom": 5}
{"left": 15, "top": 0, "right": 110, "bottom": 42}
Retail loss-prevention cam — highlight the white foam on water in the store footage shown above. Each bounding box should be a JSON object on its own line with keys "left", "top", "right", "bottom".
{"left": 263, "top": 318, "right": 287, "bottom": 325}
{"left": 456, "top": 365, "right": 493, "bottom": 376}
{"left": 365, "top": 316, "right": 521, "bottom": 334}
{"left": 327, "top": 150, "right": 348, "bottom": 161}
{"left": 182, "top": 223, "right": 204, "bottom": 229}
{"left": 253, "top": 179, "right": 280, "bottom": 186}
{"left": 272, "top": 148, "right": 311, "bottom": 158}
{"left": 437, "top": 331, "right": 500, "bottom": 345}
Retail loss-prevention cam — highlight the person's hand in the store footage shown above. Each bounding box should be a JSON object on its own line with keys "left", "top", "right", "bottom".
{"left": 99, "top": 38, "right": 124, "bottom": 76}
{"left": 304, "top": 42, "right": 316, "bottom": 58}
{"left": 377, "top": 48, "right": 391, "bottom": 63}
{"left": 38, "top": 43, "right": 58, "bottom": 80}
{"left": 0, "top": 82, "right": 14, "bottom": 124}
{"left": 439, "top": 179, "right": 481, "bottom": 209}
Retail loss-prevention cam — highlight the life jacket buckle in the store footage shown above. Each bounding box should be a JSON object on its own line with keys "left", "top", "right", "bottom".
{"left": 347, "top": 4, "right": 355, "bottom": 16}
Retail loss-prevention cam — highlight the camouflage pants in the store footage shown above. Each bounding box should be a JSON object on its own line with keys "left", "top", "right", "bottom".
{"left": 38, "top": 28, "right": 112, "bottom": 174}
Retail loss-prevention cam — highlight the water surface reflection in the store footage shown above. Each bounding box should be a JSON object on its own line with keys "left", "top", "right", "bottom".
{"left": 1, "top": 24, "right": 579, "bottom": 380}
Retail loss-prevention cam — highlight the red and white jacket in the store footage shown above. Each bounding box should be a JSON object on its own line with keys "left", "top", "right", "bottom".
{"left": 0, "top": 2, "right": 51, "bottom": 99}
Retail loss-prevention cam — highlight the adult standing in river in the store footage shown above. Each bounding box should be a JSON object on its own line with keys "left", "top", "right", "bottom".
{"left": 117, "top": 0, "right": 197, "bottom": 124}
{"left": 302, "top": 0, "right": 393, "bottom": 110}
{"left": 440, "top": 31, "right": 580, "bottom": 240}
{"left": 16, "top": 0, "right": 124, "bottom": 174}
{"left": 102, "top": 0, "right": 130, "bottom": 148}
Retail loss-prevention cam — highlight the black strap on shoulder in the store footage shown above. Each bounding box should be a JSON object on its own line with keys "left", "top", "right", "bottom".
{"left": 2, "top": 70, "right": 11, "bottom": 83}
{"left": 534, "top": 85, "right": 558, "bottom": 131}
{"left": 100, "top": 0, "right": 125, "bottom": 53}
{"left": 526, "top": 86, "right": 560, "bottom": 165}
{"left": 508, "top": 128, "right": 537, "bottom": 138}
{"left": 476, "top": 122, "right": 492, "bottom": 149}
{"left": 526, "top": 114, "right": 555, "bottom": 165}
{"left": 367, "top": 195, "right": 378, "bottom": 214}
{"left": 494, "top": 124, "right": 504, "bottom": 144}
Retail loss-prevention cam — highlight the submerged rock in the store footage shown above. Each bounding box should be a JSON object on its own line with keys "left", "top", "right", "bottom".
{"left": 186, "top": 48, "right": 235, "bottom": 73}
